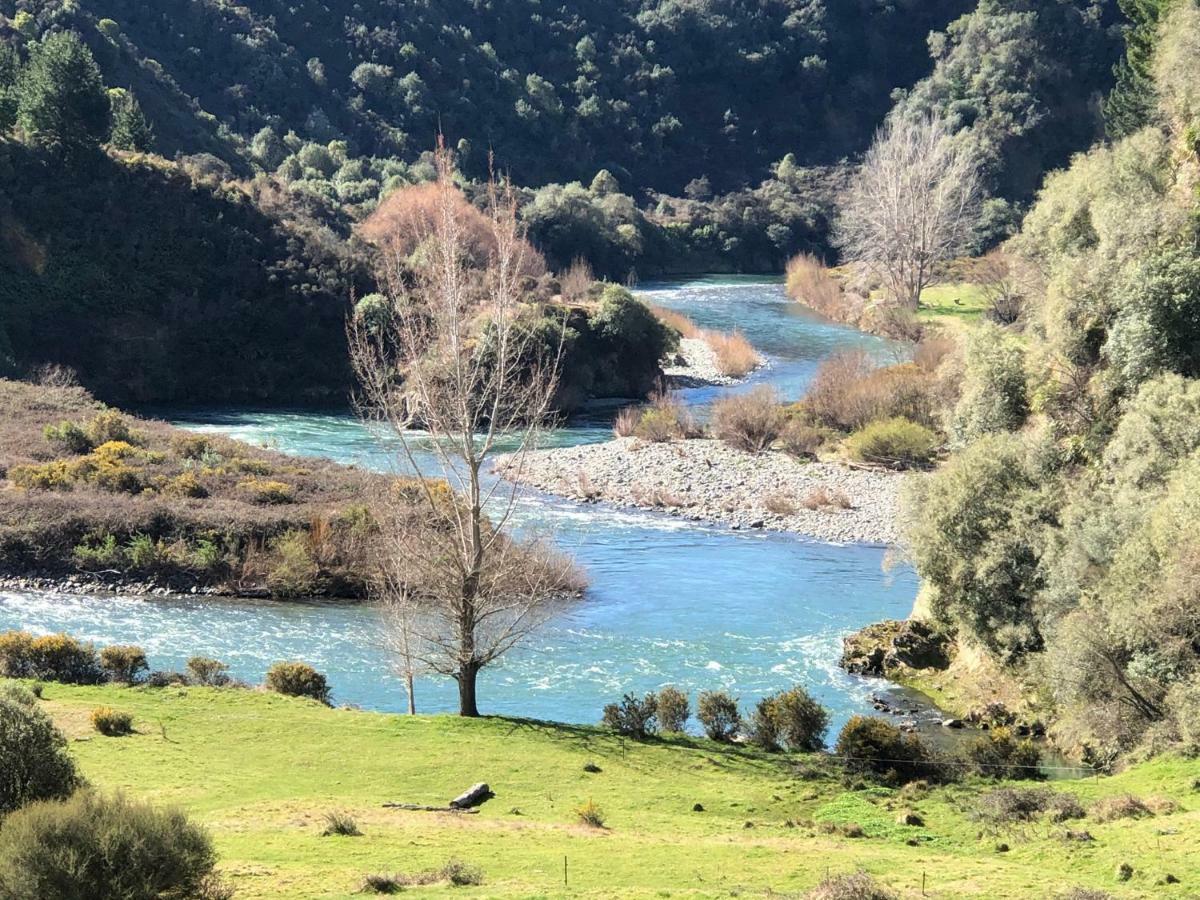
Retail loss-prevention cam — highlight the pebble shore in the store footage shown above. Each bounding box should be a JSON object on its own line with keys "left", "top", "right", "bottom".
{"left": 662, "top": 337, "right": 762, "bottom": 388}
{"left": 498, "top": 437, "right": 908, "bottom": 544}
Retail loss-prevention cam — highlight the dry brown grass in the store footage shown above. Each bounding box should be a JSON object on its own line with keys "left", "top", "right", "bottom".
{"left": 763, "top": 493, "right": 797, "bottom": 516}
{"left": 786, "top": 253, "right": 845, "bottom": 318}
{"left": 651, "top": 305, "right": 701, "bottom": 340}
{"left": 799, "top": 487, "right": 853, "bottom": 510}
{"left": 705, "top": 330, "right": 761, "bottom": 378}
{"left": 711, "top": 387, "right": 783, "bottom": 453}
{"left": 612, "top": 406, "right": 640, "bottom": 438}
{"left": 631, "top": 393, "right": 702, "bottom": 442}
{"left": 802, "top": 351, "right": 942, "bottom": 432}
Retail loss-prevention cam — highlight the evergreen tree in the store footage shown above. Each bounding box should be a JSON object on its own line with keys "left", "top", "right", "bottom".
{"left": 0, "top": 44, "right": 18, "bottom": 132}
{"left": 107, "top": 87, "right": 153, "bottom": 151}
{"left": 17, "top": 31, "right": 110, "bottom": 153}
{"left": 1104, "top": 0, "right": 1169, "bottom": 138}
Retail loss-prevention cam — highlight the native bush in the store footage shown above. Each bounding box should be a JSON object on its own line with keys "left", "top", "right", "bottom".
{"left": 780, "top": 419, "right": 830, "bottom": 459}
{"left": 0, "top": 691, "right": 81, "bottom": 815}
{"left": 697, "top": 690, "right": 741, "bottom": 742}
{"left": 951, "top": 324, "right": 1028, "bottom": 444}
{"left": 963, "top": 727, "right": 1042, "bottom": 779}
{"left": 0, "top": 791, "right": 225, "bottom": 900}
{"left": 239, "top": 478, "right": 295, "bottom": 504}
{"left": 186, "top": 656, "right": 231, "bottom": 687}
{"left": 834, "top": 716, "right": 939, "bottom": 785}
{"left": 266, "top": 529, "right": 319, "bottom": 598}
{"left": 601, "top": 693, "right": 658, "bottom": 738}
{"left": 43, "top": 421, "right": 92, "bottom": 454}
{"left": 90, "top": 706, "right": 134, "bottom": 737}
{"left": 655, "top": 685, "right": 690, "bottom": 732}
{"left": 749, "top": 686, "right": 829, "bottom": 752}
{"left": 265, "top": 661, "right": 330, "bottom": 703}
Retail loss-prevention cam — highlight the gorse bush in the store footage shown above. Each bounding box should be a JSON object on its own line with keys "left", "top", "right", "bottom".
{"left": 697, "top": 690, "right": 741, "bottom": 742}
{"left": 186, "top": 656, "right": 231, "bottom": 687}
{"left": 0, "top": 689, "right": 81, "bottom": 815}
{"left": 711, "top": 386, "right": 784, "bottom": 453}
{"left": 964, "top": 727, "right": 1042, "bottom": 779}
{"left": 835, "top": 716, "right": 941, "bottom": 785}
{"left": 749, "top": 686, "right": 829, "bottom": 752}
{"left": 265, "top": 661, "right": 330, "bottom": 703}
{"left": 575, "top": 798, "right": 606, "bottom": 828}
{"left": 0, "top": 791, "right": 225, "bottom": 900}
{"left": 844, "top": 417, "right": 938, "bottom": 468}
{"left": 90, "top": 706, "right": 133, "bottom": 737}
{"left": 238, "top": 478, "right": 295, "bottom": 504}
{"left": 655, "top": 685, "right": 690, "bottom": 732}
{"left": 601, "top": 693, "right": 658, "bottom": 738}
{"left": 98, "top": 645, "right": 148, "bottom": 684}
{"left": 0, "top": 631, "right": 104, "bottom": 684}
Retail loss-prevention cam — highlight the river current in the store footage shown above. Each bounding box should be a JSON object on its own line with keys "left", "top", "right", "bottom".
{"left": 0, "top": 277, "right": 926, "bottom": 736}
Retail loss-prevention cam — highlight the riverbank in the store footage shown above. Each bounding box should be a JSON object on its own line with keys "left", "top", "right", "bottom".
{"left": 499, "top": 437, "right": 906, "bottom": 544}
{"left": 663, "top": 336, "right": 751, "bottom": 387}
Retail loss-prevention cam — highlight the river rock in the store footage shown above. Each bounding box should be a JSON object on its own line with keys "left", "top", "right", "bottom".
{"left": 841, "top": 619, "right": 951, "bottom": 676}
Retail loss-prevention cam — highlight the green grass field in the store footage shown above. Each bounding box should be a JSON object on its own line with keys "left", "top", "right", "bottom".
{"left": 14, "top": 681, "right": 1200, "bottom": 898}
{"left": 916, "top": 283, "right": 990, "bottom": 328}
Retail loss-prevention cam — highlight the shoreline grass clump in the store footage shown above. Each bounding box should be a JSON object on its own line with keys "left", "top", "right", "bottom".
{"left": 705, "top": 329, "right": 761, "bottom": 378}
{"left": 711, "top": 386, "right": 784, "bottom": 453}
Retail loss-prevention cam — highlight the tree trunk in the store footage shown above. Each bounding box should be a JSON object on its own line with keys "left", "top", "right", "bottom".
{"left": 457, "top": 663, "right": 480, "bottom": 717}
{"left": 405, "top": 672, "right": 415, "bottom": 716}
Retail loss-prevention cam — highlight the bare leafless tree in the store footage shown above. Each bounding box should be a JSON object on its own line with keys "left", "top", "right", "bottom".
{"left": 349, "top": 141, "right": 582, "bottom": 716}
{"left": 836, "top": 115, "right": 981, "bottom": 310}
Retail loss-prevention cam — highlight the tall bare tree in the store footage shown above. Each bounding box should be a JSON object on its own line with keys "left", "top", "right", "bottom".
{"left": 349, "top": 143, "right": 580, "bottom": 717}
{"left": 836, "top": 115, "right": 981, "bottom": 310}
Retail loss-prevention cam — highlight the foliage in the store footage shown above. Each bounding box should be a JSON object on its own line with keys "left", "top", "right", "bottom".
{"left": 16, "top": 31, "right": 109, "bottom": 153}
{"left": 834, "top": 716, "right": 939, "bottom": 785}
{"left": 951, "top": 324, "right": 1029, "bottom": 444}
{"left": 654, "top": 686, "right": 689, "bottom": 733}
{"left": 805, "top": 871, "right": 897, "bottom": 900}
{"left": 186, "top": 657, "right": 231, "bottom": 687}
{"left": 696, "top": 690, "right": 741, "bottom": 742}
{"left": 601, "top": 693, "right": 658, "bottom": 739}
{"left": 319, "top": 810, "right": 361, "bottom": 836}
{"left": 239, "top": 479, "right": 295, "bottom": 505}
{"left": 106, "top": 87, "right": 152, "bottom": 151}
{"left": 265, "top": 661, "right": 330, "bottom": 704}
{"left": 0, "top": 791, "right": 223, "bottom": 900}
{"left": 90, "top": 706, "right": 133, "bottom": 736}
{"left": 0, "top": 690, "right": 80, "bottom": 815}
{"left": 574, "top": 798, "right": 605, "bottom": 828}
{"left": 632, "top": 393, "right": 698, "bottom": 443}
{"left": 0, "top": 631, "right": 104, "bottom": 684}
{"left": 844, "top": 417, "right": 938, "bottom": 468}
{"left": 98, "top": 645, "right": 147, "bottom": 684}
{"left": 711, "top": 386, "right": 784, "bottom": 453}
{"left": 266, "top": 529, "right": 318, "bottom": 598}
{"left": 748, "top": 686, "right": 829, "bottom": 752}
{"left": 963, "top": 728, "right": 1042, "bottom": 779}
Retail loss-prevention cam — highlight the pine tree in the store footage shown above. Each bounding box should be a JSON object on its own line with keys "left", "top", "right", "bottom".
{"left": 16, "top": 31, "right": 110, "bottom": 153}
{"left": 0, "top": 44, "right": 18, "bottom": 133}
{"left": 107, "top": 87, "right": 153, "bottom": 151}
{"left": 1104, "top": 0, "right": 1170, "bottom": 138}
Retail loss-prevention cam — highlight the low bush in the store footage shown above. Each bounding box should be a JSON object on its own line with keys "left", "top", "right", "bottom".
{"left": 834, "top": 716, "right": 940, "bottom": 785}
{"left": 99, "top": 645, "right": 148, "bottom": 684}
{"left": 601, "top": 693, "right": 658, "bottom": 738}
{"left": 265, "top": 661, "right": 330, "bottom": 703}
{"left": 0, "top": 791, "right": 225, "bottom": 900}
{"left": 266, "top": 529, "right": 319, "bottom": 598}
{"left": 749, "top": 686, "right": 829, "bottom": 752}
{"left": 780, "top": 419, "right": 829, "bottom": 459}
{"left": 711, "top": 386, "right": 784, "bottom": 453}
{"left": 612, "top": 406, "right": 640, "bottom": 438}
{"left": 963, "top": 727, "right": 1042, "bottom": 779}
{"left": 85, "top": 410, "right": 141, "bottom": 447}
{"left": 90, "top": 706, "right": 134, "bottom": 737}
{"left": 800, "top": 486, "right": 853, "bottom": 510}
{"left": 319, "top": 810, "right": 361, "bottom": 836}
{"left": 43, "top": 420, "right": 92, "bottom": 454}
{"left": 844, "top": 417, "right": 938, "bottom": 468}
{"left": 0, "top": 690, "right": 81, "bottom": 814}
{"left": 146, "top": 671, "right": 191, "bottom": 688}
{"left": 163, "top": 471, "right": 208, "bottom": 499}
{"left": 633, "top": 394, "right": 699, "bottom": 442}
{"left": 238, "top": 478, "right": 295, "bottom": 504}
{"left": 655, "top": 685, "right": 690, "bottom": 732}
{"left": 1090, "top": 794, "right": 1153, "bottom": 823}
{"left": 805, "top": 870, "right": 897, "bottom": 900}
{"left": 0, "top": 632, "right": 105, "bottom": 684}
{"left": 575, "top": 798, "right": 605, "bottom": 828}
{"left": 73, "top": 533, "right": 121, "bottom": 569}
{"left": 359, "top": 873, "right": 405, "bottom": 895}
{"left": 706, "top": 330, "right": 761, "bottom": 377}
{"left": 804, "top": 351, "right": 942, "bottom": 432}
{"left": 441, "top": 859, "right": 484, "bottom": 887}
{"left": 972, "top": 787, "right": 1085, "bottom": 826}
{"left": 186, "top": 656, "right": 231, "bottom": 687}
{"left": 697, "top": 689, "right": 741, "bottom": 742}
{"left": 125, "top": 534, "right": 165, "bottom": 571}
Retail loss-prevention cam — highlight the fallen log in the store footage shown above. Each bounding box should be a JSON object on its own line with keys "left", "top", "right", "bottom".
{"left": 381, "top": 802, "right": 479, "bottom": 814}
{"left": 449, "top": 783, "right": 493, "bottom": 809}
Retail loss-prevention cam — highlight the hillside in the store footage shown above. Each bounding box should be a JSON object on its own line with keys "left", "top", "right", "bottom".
{"left": 14, "top": 679, "right": 1198, "bottom": 898}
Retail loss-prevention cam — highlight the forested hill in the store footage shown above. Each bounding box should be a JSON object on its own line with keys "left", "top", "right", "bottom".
{"left": 5, "top": 0, "right": 970, "bottom": 194}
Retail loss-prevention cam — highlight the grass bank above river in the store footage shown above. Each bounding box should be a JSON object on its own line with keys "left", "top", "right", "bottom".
{"left": 20, "top": 680, "right": 1200, "bottom": 898}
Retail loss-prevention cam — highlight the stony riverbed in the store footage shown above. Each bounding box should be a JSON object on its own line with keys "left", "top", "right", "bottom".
{"left": 662, "top": 337, "right": 763, "bottom": 388}
{"left": 498, "top": 437, "right": 908, "bottom": 544}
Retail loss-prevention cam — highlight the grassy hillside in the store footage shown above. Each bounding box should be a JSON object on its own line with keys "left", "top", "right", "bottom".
{"left": 18, "top": 680, "right": 1199, "bottom": 898}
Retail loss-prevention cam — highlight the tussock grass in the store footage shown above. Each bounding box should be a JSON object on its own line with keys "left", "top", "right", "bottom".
{"left": 705, "top": 329, "right": 761, "bottom": 377}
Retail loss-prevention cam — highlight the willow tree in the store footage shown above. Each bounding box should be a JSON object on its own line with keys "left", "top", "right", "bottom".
{"left": 836, "top": 115, "right": 980, "bottom": 310}
{"left": 349, "top": 144, "right": 579, "bottom": 717}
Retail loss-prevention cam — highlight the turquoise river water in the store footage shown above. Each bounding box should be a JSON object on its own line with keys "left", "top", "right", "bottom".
{"left": 0, "top": 277, "right": 930, "bottom": 737}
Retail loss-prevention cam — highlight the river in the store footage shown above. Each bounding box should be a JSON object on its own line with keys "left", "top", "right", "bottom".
{"left": 0, "top": 277, "right": 929, "bottom": 737}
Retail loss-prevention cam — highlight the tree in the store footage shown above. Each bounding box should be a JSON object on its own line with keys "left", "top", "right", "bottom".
{"left": 835, "top": 115, "right": 980, "bottom": 309}
{"left": 349, "top": 142, "right": 580, "bottom": 717}
{"left": 107, "top": 88, "right": 153, "bottom": 151}
{"left": 0, "top": 44, "right": 19, "bottom": 133}
{"left": 17, "top": 31, "right": 110, "bottom": 154}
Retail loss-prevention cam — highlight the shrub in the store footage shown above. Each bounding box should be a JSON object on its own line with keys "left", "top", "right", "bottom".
{"left": 613, "top": 406, "right": 640, "bottom": 438}
{"left": 85, "top": 410, "right": 140, "bottom": 446}
{"left": 805, "top": 352, "right": 940, "bottom": 432}
{"left": 800, "top": 486, "right": 853, "bottom": 509}
{"left": 575, "top": 799, "right": 605, "bottom": 828}
{"left": 170, "top": 434, "right": 212, "bottom": 460}
{"left": 711, "top": 386, "right": 784, "bottom": 453}
{"left": 697, "top": 690, "right": 741, "bottom": 742}
{"left": 844, "top": 417, "right": 937, "bottom": 468}
{"left": 320, "top": 810, "right": 361, "bottom": 836}
{"left": 805, "top": 870, "right": 897, "bottom": 900}
{"left": 973, "top": 787, "right": 1085, "bottom": 825}
{"left": 359, "top": 873, "right": 405, "bottom": 895}
{"left": 146, "top": 671, "right": 191, "bottom": 688}
{"left": 164, "top": 471, "right": 208, "bottom": 499}
{"left": 0, "top": 691, "right": 81, "bottom": 814}
{"left": 780, "top": 419, "right": 828, "bottom": 459}
{"left": 951, "top": 324, "right": 1028, "bottom": 444}
{"left": 706, "top": 330, "right": 761, "bottom": 377}
{"left": 8, "top": 461, "right": 75, "bottom": 491}
{"left": 90, "top": 706, "right": 133, "bottom": 737}
{"left": 963, "top": 727, "right": 1042, "bottom": 779}
{"left": 655, "top": 685, "right": 690, "bottom": 732}
{"left": 125, "top": 533, "right": 165, "bottom": 571}
{"left": 99, "top": 645, "right": 148, "bottom": 684}
{"left": 601, "top": 693, "right": 658, "bottom": 738}
{"left": 27, "top": 633, "right": 104, "bottom": 684}
{"left": 1090, "top": 794, "right": 1153, "bottom": 823}
{"left": 633, "top": 393, "right": 698, "bottom": 442}
{"left": 73, "top": 533, "right": 121, "bottom": 568}
{"left": 43, "top": 420, "right": 92, "bottom": 454}
{"left": 440, "top": 858, "right": 484, "bottom": 886}
{"left": 834, "top": 716, "right": 937, "bottom": 785}
{"left": 592, "top": 285, "right": 679, "bottom": 366}
{"left": 265, "top": 661, "right": 330, "bottom": 703}
{"left": 750, "top": 686, "right": 829, "bottom": 752}
{"left": 238, "top": 478, "right": 295, "bottom": 504}
{"left": 0, "top": 791, "right": 223, "bottom": 900}
{"left": 266, "top": 529, "right": 319, "bottom": 597}
{"left": 186, "top": 656, "right": 231, "bottom": 687}
{"left": 0, "top": 630, "right": 35, "bottom": 677}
